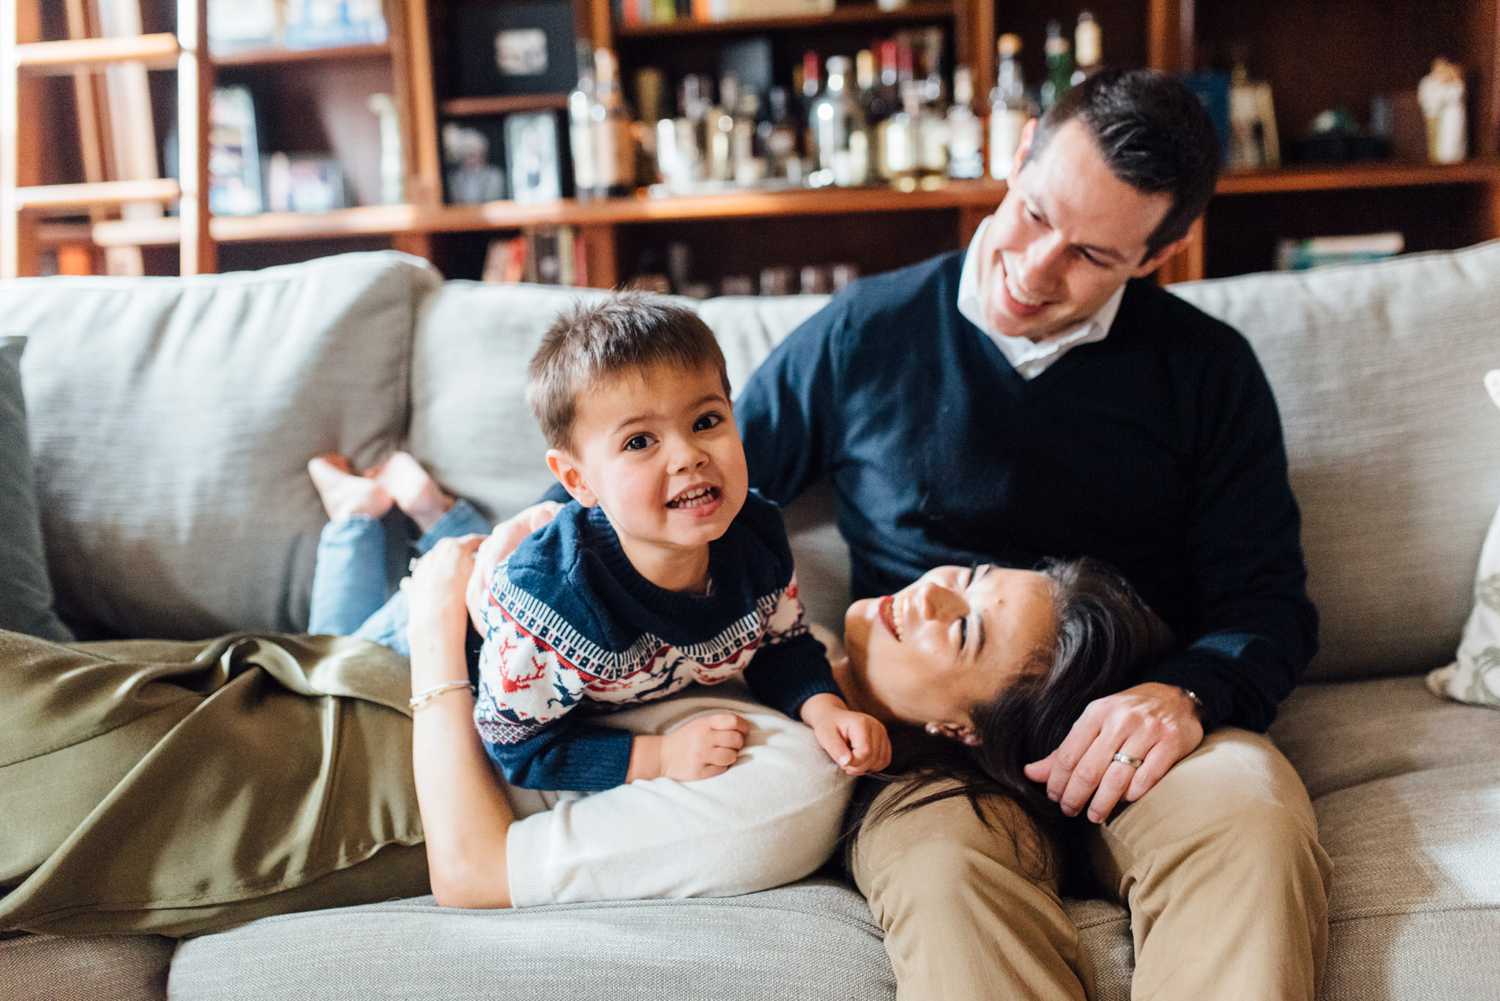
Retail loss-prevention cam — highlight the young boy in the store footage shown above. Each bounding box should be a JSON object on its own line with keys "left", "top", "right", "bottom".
{"left": 470, "top": 293, "right": 889, "bottom": 790}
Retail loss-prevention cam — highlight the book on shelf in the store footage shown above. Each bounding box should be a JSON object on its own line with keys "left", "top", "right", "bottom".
{"left": 483, "top": 227, "right": 589, "bottom": 286}
{"left": 1275, "top": 232, "right": 1404, "bottom": 271}
{"left": 618, "top": 0, "right": 833, "bottom": 27}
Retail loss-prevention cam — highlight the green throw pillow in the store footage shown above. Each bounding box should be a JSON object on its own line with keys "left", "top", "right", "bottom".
{"left": 0, "top": 337, "right": 72, "bottom": 641}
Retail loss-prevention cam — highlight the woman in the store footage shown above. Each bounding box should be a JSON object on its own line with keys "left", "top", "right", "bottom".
{"left": 400, "top": 490, "right": 1172, "bottom": 914}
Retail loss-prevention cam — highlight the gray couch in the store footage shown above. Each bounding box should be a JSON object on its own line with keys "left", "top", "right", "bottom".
{"left": 3, "top": 243, "right": 1499, "bottom": 999}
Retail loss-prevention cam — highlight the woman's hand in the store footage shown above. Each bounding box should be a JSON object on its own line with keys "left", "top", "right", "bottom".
{"left": 407, "top": 534, "right": 485, "bottom": 684}
{"left": 465, "top": 501, "right": 562, "bottom": 624}
{"left": 1023, "top": 682, "right": 1204, "bottom": 824}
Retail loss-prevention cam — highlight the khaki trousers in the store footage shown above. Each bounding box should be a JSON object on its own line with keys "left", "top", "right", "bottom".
{"left": 851, "top": 729, "right": 1334, "bottom": 1001}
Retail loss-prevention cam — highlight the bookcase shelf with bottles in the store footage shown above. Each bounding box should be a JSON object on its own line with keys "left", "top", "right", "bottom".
{"left": 45, "top": 0, "right": 1500, "bottom": 286}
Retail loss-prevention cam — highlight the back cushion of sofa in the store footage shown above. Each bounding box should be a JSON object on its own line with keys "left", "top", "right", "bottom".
{"left": 410, "top": 284, "right": 854, "bottom": 632}
{"left": 5, "top": 252, "right": 439, "bottom": 640}
{"left": 1171, "top": 240, "right": 1500, "bottom": 682}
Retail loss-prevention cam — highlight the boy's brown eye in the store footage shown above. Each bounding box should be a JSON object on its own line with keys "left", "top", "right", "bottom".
{"left": 624, "top": 434, "right": 652, "bottom": 451}
{"left": 693, "top": 412, "right": 723, "bottom": 432}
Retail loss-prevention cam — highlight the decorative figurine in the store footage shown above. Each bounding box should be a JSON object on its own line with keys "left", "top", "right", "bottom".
{"left": 1417, "top": 57, "right": 1466, "bottom": 164}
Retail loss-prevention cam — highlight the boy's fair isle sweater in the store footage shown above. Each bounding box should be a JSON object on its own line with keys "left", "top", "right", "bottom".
{"left": 734, "top": 250, "right": 1319, "bottom": 735}
{"left": 473, "top": 490, "right": 838, "bottom": 791}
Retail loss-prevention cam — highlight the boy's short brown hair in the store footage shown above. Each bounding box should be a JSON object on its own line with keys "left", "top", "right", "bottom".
{"left": 527, "top": 292, "right": 731, "bottom": 450}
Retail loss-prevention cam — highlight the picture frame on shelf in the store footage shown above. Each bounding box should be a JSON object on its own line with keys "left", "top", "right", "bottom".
{"left": 442, "top": 119, "right": 508, "bottom": 205}
{"left": 265, "top": 153, "right": 350, "bottom": 213}
{"left": 450, "top": 0, "right": 578, "bottom": 98}
{"left": 505, "top": 112, "right": 564, "bottom": 204}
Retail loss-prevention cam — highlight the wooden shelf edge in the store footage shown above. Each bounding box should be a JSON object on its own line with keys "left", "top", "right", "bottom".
{"left": 87, "top": 182, "right": 1010, "bottom": 246}
{"left": 616, "top": 2, "right": 954, "bottom": 38}
{"left": 1216, "top": 159, "right": 1500, "bottom": 195}
{"left": 212, "top": 42, "right": 391, "bottom": 68}
{"left": 440, "top": 94, "right": 570, "bottom": 118}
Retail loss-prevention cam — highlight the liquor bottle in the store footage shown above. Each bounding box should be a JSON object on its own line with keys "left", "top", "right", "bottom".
{"left": 810, "top": 55, "right": 870, "bottom": 186}
{"left": 705, "top": 74, "right": 737, "bottom": 182}
{"left": 876, "top": 40, "right": 894, "bottom": 121}
{"left": 759, "top": 86, "right": 802, "bottom": 182}
{"left": 1040, "top": 20, "right": 1074, "bottom": 113}
{"left": 567, "top": 43, "right": 599, "bottom": 199}
{"left": 989, "top": 33, "right": 1028, "bottom": 180}
{"left": 1072, "top": 10, "right": 1102, "bottom": 86}
{"left": 876, "top": 80, "right": 919, "bottom": 184}
{"left": 855, "top": 49, "right": 881, "bottom": 124}
{"left": 591, "top": 48, "right": 636, "bottom": 197}
{"left": 946, "top": 66, "right": 984, "bottom": 179}
{"left": 915, "top": 75, "right": 949, "bottom": 180}
{"left": 731, "top": 89, "right": 763, "bottom": 185}
{"left": 800, "top": 51, "right": 821, "bottom": 169}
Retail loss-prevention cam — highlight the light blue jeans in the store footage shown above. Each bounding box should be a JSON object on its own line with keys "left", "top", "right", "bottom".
{"left": 307, "top": 499, "right": 490, "bottom": 656}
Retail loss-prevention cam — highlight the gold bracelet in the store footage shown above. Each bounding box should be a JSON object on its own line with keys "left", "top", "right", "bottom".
{"left": 409, "top": 680, "right": 475, "bottom": 712}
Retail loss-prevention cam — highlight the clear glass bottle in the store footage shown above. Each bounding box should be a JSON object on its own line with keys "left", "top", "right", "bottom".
{"left": 705, "top": 74, "right": 738, "bottom": 182}
{"left": 731, "top": 89, "right": 763, "bottom": 185}
{"left": 759, "top": 86, "right": 802, "bottom": 182}
{"left": 1040, "top": 20, "right": 1074, "bottom": 113}
{"left": 946, "top": 66, "right": 984, "bottom": 179}
{"left": 1073, "top": 10, "right": 1102, "bottom": 86}
{"left": 916, "top": 74, "right": 949, "bottom": 180}
{"left": 810, "top": 55, "right": 869, "bottom": 186}
{"left": 591, "top": 48, "right": 636, "bottom": 197}
{"left": 567, "top": 43, "right": 599, "bottom": 199}
{"left": 989, "top": 33, "right": 1028, "bottom": 180}
{"left": 877, "top": 80, "right": 919, "bottom": 184}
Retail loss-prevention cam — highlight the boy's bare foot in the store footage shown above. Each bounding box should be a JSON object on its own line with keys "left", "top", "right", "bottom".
{"left": 308, "top": 453, "right": 393, "bottom": 522}
{"left": 372, "top": 450, "right": 455, "bottom": 534}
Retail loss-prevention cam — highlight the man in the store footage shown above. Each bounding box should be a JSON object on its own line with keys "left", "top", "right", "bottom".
{"left": 733, "top": 69, "right": 1331, "bottom": 1000}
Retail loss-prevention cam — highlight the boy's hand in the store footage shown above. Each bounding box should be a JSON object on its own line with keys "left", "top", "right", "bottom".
{"left": 659, "top": 713, "right": 750, "bottom": 781}
{"left": 802, "top": 695, "right": 892, "bottom": 776}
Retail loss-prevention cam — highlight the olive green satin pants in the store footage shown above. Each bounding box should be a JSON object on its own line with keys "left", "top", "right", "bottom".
{"left": 0, "top": 631, "right": 429, "bottom": 937}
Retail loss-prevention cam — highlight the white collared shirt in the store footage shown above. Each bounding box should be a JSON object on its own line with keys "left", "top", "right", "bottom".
{"left": 956, "top": 217, "right": 1125, "bottom": 380}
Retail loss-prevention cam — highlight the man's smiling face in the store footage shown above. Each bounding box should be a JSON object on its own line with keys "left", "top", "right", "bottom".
{"left": 977, "top": 118, "right": 1186, "bottom": 343}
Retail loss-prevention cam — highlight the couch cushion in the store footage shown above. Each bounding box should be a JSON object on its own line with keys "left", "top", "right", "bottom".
{"left": 0, "top": 932, "right": 172, "bottom": 1001}
{"left": 408, "top": 281, "right": 606, "bottom": 524}
{"left": 1171, "top": 241, "right": 1500, "bottom": 681}
{"left": 2, "top": 253, "right": 439, "bottom": 639}
{"left": 169, "top": 879, "right": 894, "bottom": 1001}
{"left": 0, "top": 337, "right": 71, "bottom": 641}
{"left": 1271, "top": 676, "right": 1500, "bottom": 998}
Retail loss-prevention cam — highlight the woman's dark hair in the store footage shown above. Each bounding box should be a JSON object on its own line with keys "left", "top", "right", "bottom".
{"left": 1023, "top": 68, "right": 1221, "bottom": 261}
{"left": 848, "top": 557, "right": 1176, "bottom": 897}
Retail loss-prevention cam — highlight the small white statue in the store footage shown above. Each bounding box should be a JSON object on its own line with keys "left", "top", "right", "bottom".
{"left": 1417, "top": 57, "right": 1466, "bottom": 164}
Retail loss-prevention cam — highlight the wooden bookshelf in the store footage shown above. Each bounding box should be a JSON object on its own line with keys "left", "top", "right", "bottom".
{"left": 1215, "top": 160, "right": 1500, "bottom": 196}
{"left": 212, "top": 42, "right": 392, "bottom": 68}
{"left": 86, "top": 180, "right": 1010, "bottom": 246}
{"left": 440, "top": 94, "right": 570, "bottom": 118}
{"left": 615, "top": 2, "right": 955, "bottom": 38}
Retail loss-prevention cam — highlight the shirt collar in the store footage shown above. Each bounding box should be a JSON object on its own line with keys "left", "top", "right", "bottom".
{"left": 957, "top": 217, "right": 1126, "bottom": 376}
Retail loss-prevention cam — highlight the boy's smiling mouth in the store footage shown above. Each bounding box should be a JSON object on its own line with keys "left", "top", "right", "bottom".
{"left": 666, "top": 484, "right": 721, "bottom": 509}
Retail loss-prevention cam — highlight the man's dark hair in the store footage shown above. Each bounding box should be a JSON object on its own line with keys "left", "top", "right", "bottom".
{"left": 527, "top": 292, "right": 730, "bottom": 451}
{"left": 1024, "top": 68, "right": 1221, "bottom": 261}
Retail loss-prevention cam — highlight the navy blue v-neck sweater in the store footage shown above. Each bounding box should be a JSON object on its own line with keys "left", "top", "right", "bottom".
{"left": 734, "top": 250, "right": 1317, "bottom": 733}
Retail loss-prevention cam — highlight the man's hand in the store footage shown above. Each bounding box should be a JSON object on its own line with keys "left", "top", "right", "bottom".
{"left": 658, "top": 713, "right": 750, "bottom": 781}
{"left": 801, "top": 693, "right": 892, "bottom": 776}
{"left": 1024, "top": 682, "right": 1204, "bottom": 824}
